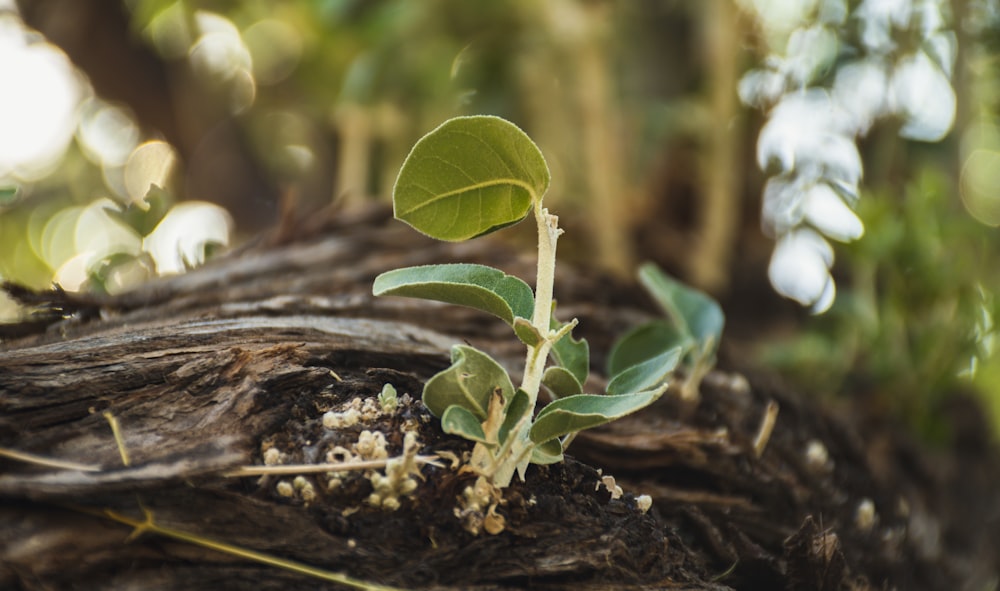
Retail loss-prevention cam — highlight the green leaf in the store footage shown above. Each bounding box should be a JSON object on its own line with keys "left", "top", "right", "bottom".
{"left": 441, "top": 405, "right": 488, "bottom": 444}
{"left": 606, "top": 347, "right": 682, "bottom": 396}
{"left": 393, "top": 115, "right": 550, "bottom": 241}
{"left": 422, "top": 345, "right": 515, "bottom": 419}
{"left": 529, "top": 390, "right": 662, "bottom": 445}
{"left": 550, "top": 318, "right": 589, "bottom": 385}
{"left": 498, "top": 388, "right": 531, "bottom": 446}
{"left": 607, "top": 320, "right": 691, "bottom": 377}
{"left": 530, "top": 438, "right": 564, "bottom": 465}
{"left": 541, "top": 366, "right": 583, "bottom": 399}
{"left": 513, "top": 317, "right": 543, "bottom": 347}
{"left": 373, "top": 263, "right": 534, "bottom": 325}
{"left": 638, "top": 262, "right": 724, "bottom": 350}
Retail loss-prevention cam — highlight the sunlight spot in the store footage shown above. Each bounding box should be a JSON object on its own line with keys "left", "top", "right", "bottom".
{"left": 144, "top": 1, "right": 193, "bottom": 60}
{"left": 143, "top": 202, "right": 232, "bottom": 275}
{"left": 52, "top": 252, "right": 94, "bottom": 292}
{"left": 74, "top": 198, "right": 141, "bottom": 262}
{"left": 244, "top": 18, "right": 303, "bottom": 85}
{"left": 77, "top": 98, "right": 141, "bottom": 167}
{"left": 0, "top": 17, "right": 82, "bottom": 182}
{"left": 229, "top": 67, "right": 257, "bottom": 114}
{"left": 961, "top": 150, "right": 1000, "bottom": 226}
{"left": 124, "top": 141, "right": 177, "bottom": 206}
{"left": 190, "top": 11, "right": 252, "bottom": 82}
{"left": 40, "top": 206, "right": 84, "bottom": 271}
{"left": 285, "top": 145, "right": 316, "bottom": 172}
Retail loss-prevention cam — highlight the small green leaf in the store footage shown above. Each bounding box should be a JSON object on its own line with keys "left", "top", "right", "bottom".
{"left": 393, "top": 115, "right": 550, "bottom": 241}
{"left": 513, "top": 317, "right": 543, "bottom": 347}
{"left": 638, "top": 262, "right": 724, "bottom": 350}
{"left": 607, "top": 347, "right": 682, "bottom": 396}
{"left": 541, "top": 366, "right": 583, "bottom": 399}
{"left": 378, "top": 383, "right": 398, "bottom": 412}
{"left": 550, "top": 318, "right": 590, "bottom": 385}
{"left": 530, "top": 438, "right": 564, "bottom": 465}
{"left": 529, "top": 390, "right": 662, "bottom": 445}
{"left": 441, "top": 405, "right": 488, "bottom": 444}
{"left": 498, "top": 388, "right": 531, "bottom": 445}
{"left": 422, "top": 345, "right": 514, "bottom": 419}
{"left": 607, "top": 320, "right": 691, "bottom": 377}
{"left": 373, "top": 263, "right": 534, "bottom": 325}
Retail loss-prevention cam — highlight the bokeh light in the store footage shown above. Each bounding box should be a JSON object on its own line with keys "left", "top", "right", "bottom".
{"left": 0, "top": 15, "right": 82, "bottom": 182}
{"left": 124, "top": 140, "right": 178, "bottom": 206}
{"left": 244, "top": 18, "right": 303, "bottom": 86}
{"left": 142, "top": 201, "right": 232, "bottom": 275}
{"left": 961, "top": 149, "right": 1000, "bottom": 226}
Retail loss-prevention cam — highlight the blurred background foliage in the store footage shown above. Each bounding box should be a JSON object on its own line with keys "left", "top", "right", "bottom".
{"left": 2, "top": 0, "right": 1000, "bottom": 440}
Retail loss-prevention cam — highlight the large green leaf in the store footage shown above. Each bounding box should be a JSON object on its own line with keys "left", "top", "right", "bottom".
{"left": 373, "top": 263, "right": 534, "bottom": 325}
{"left": 393, "top": 116, "right": 550, "bottom": 241}
{"left": 529, "top": 390, "right": 662, "bottom": 445}
{"left": 638, "top": 262, "right": 724, "bottom": 350}
{"left": 422, "top": 345, "right": 515, "bottom": 419}
{"left": 606, "top": 347, "right": 682, "bottom": 396}
{"left": 607, "top": 320, "right": 690, "bottom": 377}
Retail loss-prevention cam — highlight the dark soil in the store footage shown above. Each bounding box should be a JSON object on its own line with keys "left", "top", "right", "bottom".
{"left": 1, "top": 204, "right": 998, "bottom": 590}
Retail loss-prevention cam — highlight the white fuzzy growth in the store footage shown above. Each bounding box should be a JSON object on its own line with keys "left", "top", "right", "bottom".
{"left": 365, "top": 432, "right": 422, "bottom": 511}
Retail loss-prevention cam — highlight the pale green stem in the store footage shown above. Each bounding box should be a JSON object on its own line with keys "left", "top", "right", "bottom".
{"left": 521, "top": 202, "right": 562, "bottom": 404}
{"left": 485, "top": 202, "right": 562, "bottom": 488}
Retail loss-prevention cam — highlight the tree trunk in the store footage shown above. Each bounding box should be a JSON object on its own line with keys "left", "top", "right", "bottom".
{"left": 1, "top": 205, "right": 997, "bottom": 590}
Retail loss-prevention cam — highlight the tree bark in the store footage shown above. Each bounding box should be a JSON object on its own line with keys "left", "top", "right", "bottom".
{"left": 1, "top": 205, "right": 997, "bottom": 590}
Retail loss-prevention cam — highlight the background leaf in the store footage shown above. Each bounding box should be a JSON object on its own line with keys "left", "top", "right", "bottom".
{"left": 607, "top": 320, "right": 690, "bottom": 376}
{"left": 373, "top": 263, "right": 534, "bottom": 325}
{"left": 529, "top": 391, "right": 662, "bottom": 445}
{"left": 422, "top": 345, "right": 514, "bottom": 419}
{"left": 550, "top": 318, "right": 590, "bottom": 385}
{"left": 606, "top": 347, "right": 682, "bottom": 396}
{"left": 393, "top": 115, "right": 550, "bottom": 241}
{"left": 638, "top": 262, "right": 725, "bottom": 350}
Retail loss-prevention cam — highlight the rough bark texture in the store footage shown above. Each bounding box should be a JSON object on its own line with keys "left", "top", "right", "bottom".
{"left": 1, "top": 205, "right": 998, "bottom": 590}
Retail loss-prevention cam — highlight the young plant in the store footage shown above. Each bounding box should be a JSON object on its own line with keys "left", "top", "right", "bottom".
{"left": 608, "top": 263, "right": 724, "bottom": 402}
{"left": 373, "top": 116, "right": 680, "bottom": 488}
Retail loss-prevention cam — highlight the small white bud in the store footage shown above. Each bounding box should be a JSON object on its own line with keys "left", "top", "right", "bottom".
{"left": 804, "top": 439, "right": 830, "bottom": 471}
{"left": 855, "top": 498, "right": 876, "bottom": 531}
{"left": 262, "top": 447, "right": 281, "bottom": 466}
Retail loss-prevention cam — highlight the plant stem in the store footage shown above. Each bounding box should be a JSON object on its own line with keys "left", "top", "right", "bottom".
{"left": 522, "top": 202, "right": 562, "bottom": 405}
{"left": 487, "top": 202, "right": 561, "bottom": 488}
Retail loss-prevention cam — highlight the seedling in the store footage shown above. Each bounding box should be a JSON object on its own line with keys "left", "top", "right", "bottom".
{"left": 608, "top": 262, "right": 724, "bottom": 402}
{"left": 374, "top": 116, "right": 680, "bottom": 489}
